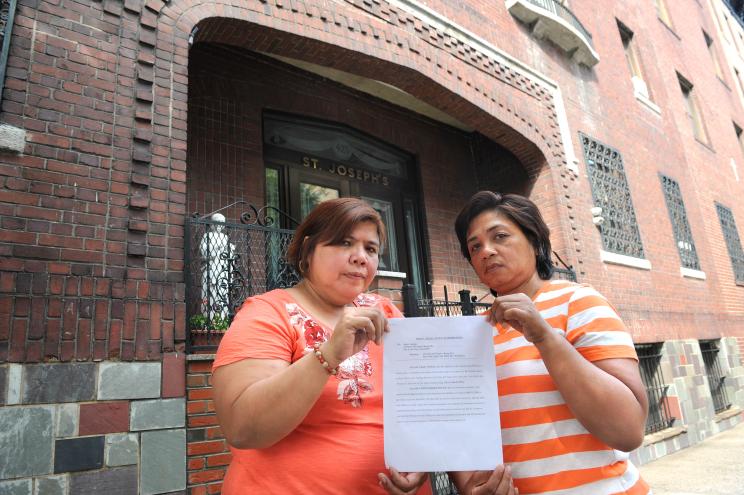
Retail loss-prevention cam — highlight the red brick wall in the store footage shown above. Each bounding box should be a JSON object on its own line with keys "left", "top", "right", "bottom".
{"left": 187, "top": 359, "right": 228, "bottom": 494}
{"left": 4, "top": 0, "right": 744, "bottom": 359}
{"left": 2, "top": 0, "right": 568, "bottom": 362}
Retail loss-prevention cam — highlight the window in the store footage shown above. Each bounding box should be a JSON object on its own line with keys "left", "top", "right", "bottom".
{"left": 704, "top": 31, "right": 725, "bottom": 80}
{"left": 660, "top": 175, "right": 700, "bottom": 270}
{"left": 678, "top": 73, "right": 708, "bottom": 143}
{"left": 735, "top": 69, "right": 744, "bottom": 99}
{"left": 715, "top": 202, "right": 744, "bottom": 284}
{"left": 580, "top": 133, "right": 645, "bottom": 259}
{"left": 700, "top": 340, "right": 731, "bottom": 413}
{"left": 636, "top": 343, "right": 675, "bottom": 434}
{"left": 618, "top": 21, "right": 650, "bottom": 99}
{"left": 735, "top": 123, "right": 744, "bottom": 158}
{"left": 654, "top": 0, "right": 673, "bottom": 27}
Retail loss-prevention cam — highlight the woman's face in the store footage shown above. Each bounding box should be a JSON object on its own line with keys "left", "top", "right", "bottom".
{"left": 305, "top": 221, "right": 380, "bottom": 305}
{"left": 465, "top": 209, "right": 538, "bottom": 295}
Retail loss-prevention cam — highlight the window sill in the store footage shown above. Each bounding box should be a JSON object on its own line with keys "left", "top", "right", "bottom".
{"left": 376, "top": 270, "right": 407, "bottom": 279}
{"left": 714, "top": 406, "right": 742, "bottom": 422}
{"left": 634, "top": 91, "right": 661, "bottom": 116}
{"left": 187, "top": 353, "right": 216, "bottom": 361}
{"left": 680, "top": 267, "right": 706, "bottom": 280}
{"left": 642, "top": 425, "right": 686, "bottom": 446}
{"left": 658, "top": 17, "right": 680, "bottom": 40}
{"left": 694, "top": 137, "right": 715, "bottom": 154}
{"left": 718, "top": 75, "right": 731, "bottom": 91}
{"left": 600, "top": 250, "right": 652, "bottom": 270}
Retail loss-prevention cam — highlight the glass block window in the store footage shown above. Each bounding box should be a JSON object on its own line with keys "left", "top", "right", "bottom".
{"left": 580, "top": 133, "right": 645, "bottom": 258}
{"left": 659, "top": 175, "right": 700, "bottom": 270}
{"left": 716, "top": 202, "right": 744, "bottom": 284}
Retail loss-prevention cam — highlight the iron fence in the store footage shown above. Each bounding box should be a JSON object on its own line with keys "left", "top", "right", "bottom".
{"left": 185, "top": 205, "right": 300, "bottom": 352}
{"left": 700, "top": 340, "right": 731, "bottom": 414}
{"left": 635, "top": 343, "right": 674, "bottom": 434}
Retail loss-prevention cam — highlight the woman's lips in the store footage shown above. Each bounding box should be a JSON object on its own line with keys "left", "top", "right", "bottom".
{"left": 343, "top": 272, "right": 367, "bottom": 279}
{"left": 484, "top": 263, "right": 502, "bottom": 273}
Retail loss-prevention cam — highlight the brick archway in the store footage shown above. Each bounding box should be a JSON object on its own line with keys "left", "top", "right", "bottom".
{"left": 120, "top": 0, "right": 574, "bottom": 352}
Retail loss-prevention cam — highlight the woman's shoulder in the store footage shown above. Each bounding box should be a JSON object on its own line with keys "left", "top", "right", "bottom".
{"left": 234, "top": 289, "right": 294, "bottom": 319}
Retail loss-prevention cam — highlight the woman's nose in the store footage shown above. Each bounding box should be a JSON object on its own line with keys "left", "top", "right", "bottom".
{"left": 481, "top": 242, "right": 497, "bottom": 257}
{"left": 350, "top": 245, "right": 367, "bottom": 264}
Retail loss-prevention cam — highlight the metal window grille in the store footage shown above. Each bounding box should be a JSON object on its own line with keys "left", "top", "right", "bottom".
{"left": 0, "top": 0, "right": 17, "bottom": 108}
{"left": 700, "top": 340, "right": 731, "bottom": 414}
{"left": 715, "top": 203, "right": 744, "bottom": 284}
{"left": 635, "top": 343, "right": 674, "bottom": 434}
{"left": 659, "top": 175, "right": 701, "bottom": 270}
{"left": 580, "top": 133, "right": 645, "bottom": 259}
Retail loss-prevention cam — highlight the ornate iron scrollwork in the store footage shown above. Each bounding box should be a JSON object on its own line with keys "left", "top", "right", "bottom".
{"left": 716, "top": 202, "right": 744, "bottom": 284}
{"left": 186, "top": 204, "right": 300, "bottom": 351}
{"left": 580, "top": 133, "right": 645, "bottom": 259}
{"left": 660, "top": 175, "right": 700, "bottom": 270}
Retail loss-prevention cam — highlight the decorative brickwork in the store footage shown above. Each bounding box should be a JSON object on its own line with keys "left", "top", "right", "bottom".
{"left": 0, "top": 0, "right": 567, "bottom": 362}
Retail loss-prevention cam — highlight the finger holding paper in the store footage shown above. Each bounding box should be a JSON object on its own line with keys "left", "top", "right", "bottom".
{"left": 488, "top": 293, "right": 551, "bottom": 344}
{"left": 324, "top": 306, "right": 388, "bottom": 367}
{"left": 450, "top": 465, "right": 517, "bottom": 495}
{"left": 378, "top": 469, "right": 428, "bottom": 495}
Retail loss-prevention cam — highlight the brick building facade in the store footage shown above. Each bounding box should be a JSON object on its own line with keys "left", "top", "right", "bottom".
{"left": 0, "top": 0, "right": 743, "bottom": 493}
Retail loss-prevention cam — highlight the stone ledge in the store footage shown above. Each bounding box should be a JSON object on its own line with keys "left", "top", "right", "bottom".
{"left": 187, "top": 354, "right": 216, "bottom": 361}
{"left": 714, "top": 406, "right": 742, "bottom": 423}
{"left": 642, "top": 425, "right": 686, "bottom": 446}
{"left": 0, "top": 123, "right": 26, "bottom": 153}
{"left": 600, "top": 250, "right": 652, "bottom": 270}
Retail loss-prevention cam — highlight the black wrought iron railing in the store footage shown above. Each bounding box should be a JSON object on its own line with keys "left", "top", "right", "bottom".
{"left": 523, "top": 0, "right": 594, "bottom": 47}
{"left": 185, "top": 203, "right": 300, "bottom": 352}
{"left": 700, "top": 340, "right": 731, "bottom": 414}
{"left": 636, "top": 343, "right": 675, "bottom": 434}
{"left": 406, "top": 254, "right": 577, "bottom": 318}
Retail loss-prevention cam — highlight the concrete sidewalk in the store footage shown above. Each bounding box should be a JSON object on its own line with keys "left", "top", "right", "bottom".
{"left": 640, "top": 421, "right": 744, "bottom": 495}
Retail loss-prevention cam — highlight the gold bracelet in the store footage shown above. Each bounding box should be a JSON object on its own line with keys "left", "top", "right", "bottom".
{"left": 313, "top": 342, "right": 338, "bottom": 375}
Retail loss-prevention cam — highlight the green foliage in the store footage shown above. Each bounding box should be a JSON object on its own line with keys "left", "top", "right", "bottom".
{"left": 211, "top": 314, "right": 230, "bottom": 331}
{"left": 189, "top": 314, "right": 208, "bottom": 329}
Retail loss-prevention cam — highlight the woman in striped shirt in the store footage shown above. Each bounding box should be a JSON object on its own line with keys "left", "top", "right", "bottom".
{"left": 453, "top": 191, "right": 651, "bottom": 495}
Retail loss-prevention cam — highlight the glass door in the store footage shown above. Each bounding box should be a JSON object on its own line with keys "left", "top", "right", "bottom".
{"left": 288, "top": 168, "right": 350, "bottom": 222}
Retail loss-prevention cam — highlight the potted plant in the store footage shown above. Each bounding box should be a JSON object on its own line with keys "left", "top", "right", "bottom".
{"left": 211, "top": 314, "right": 230, "bottom": 334}
{"left": 189, "top": 314, "right": 209, "bottom": 334}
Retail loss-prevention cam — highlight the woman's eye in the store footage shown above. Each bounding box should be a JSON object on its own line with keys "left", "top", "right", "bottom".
{"left": 367, "top": 246, "right": 378, "bottom": 254}
{"left": 469, "top": 244, "right": 480, "bottom": 254}
{"left": 342, "top": 240, "right": 352, "bottom": 246}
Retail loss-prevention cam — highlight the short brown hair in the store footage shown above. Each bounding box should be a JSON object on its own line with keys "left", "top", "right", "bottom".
{"left": 286, "top": 198, "right": 386, "bottom": 276}
{"left": 454, "top": 191, "right": 554, "bottom": 280}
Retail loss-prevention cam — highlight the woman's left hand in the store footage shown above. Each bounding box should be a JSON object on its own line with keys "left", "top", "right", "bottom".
{"left": 378, "top": 469, "right": 428, "bottom": 494}
{"left": 488, "top": 293, "right": 551, "bottom": 344}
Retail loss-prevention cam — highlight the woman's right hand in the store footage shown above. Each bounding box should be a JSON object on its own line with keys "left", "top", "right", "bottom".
{"left": 322, "top": 306, "right": 388, "bottom": 367}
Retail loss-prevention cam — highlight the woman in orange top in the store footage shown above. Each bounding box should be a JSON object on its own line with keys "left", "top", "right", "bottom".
{"left": 454, "top": 191, "right": 651, "bottom": 494}
{"left": 213, "top": 198, "right": 515, "bottom": 494}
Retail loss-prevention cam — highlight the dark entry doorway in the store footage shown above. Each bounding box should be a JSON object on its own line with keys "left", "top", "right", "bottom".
{"left": 263, "top": 112, "right": 428, "bottom": 296}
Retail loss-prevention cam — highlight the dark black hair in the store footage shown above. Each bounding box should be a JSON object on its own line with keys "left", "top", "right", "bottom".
{"left": 454, "top": 191, "right": 554, "bottom": 280}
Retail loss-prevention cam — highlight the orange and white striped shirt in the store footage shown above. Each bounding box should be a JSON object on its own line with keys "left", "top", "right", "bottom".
{"left": 494, "top": 280, "right": 650, "bottom": 495}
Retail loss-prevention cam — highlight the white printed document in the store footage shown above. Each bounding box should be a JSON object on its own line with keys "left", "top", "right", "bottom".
{"left": 383, "top": 316, "right": 502, "bottom": 472}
